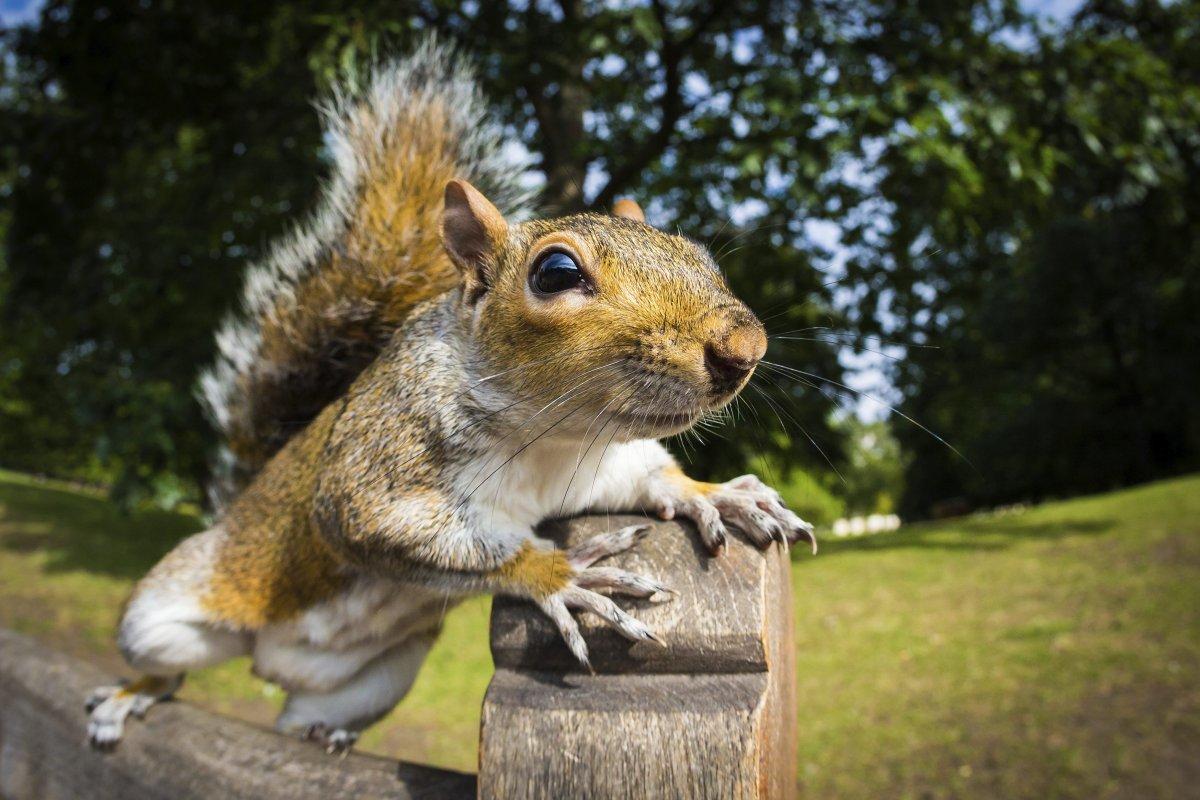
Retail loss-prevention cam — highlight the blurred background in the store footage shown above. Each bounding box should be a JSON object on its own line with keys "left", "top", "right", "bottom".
{"left": 1, "top": 1, "right": 1197, "bottom": 797}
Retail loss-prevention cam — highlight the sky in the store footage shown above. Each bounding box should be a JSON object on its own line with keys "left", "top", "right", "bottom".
{"left": 0, "top": 0, "right": 40, "bottom": 27}
{"left": 1030, "top": 0, "right": 1088, "bottom": 18}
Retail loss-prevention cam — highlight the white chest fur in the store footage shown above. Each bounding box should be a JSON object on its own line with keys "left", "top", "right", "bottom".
{"left": 456, "top": 436, "right": 671, "bottom": 532}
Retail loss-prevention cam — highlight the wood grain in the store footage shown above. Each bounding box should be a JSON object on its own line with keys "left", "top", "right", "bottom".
{"left": 480, "top": 515, "right": 798, "bottom": 800}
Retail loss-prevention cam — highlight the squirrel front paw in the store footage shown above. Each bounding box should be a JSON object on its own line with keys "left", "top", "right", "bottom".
{"left": 536, "top": 524, "right": 674, "bottom": 668}
{"left": 647, "top": 469, "right": 817, "bottom": 556}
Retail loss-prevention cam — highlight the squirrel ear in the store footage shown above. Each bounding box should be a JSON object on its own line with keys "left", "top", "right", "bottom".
{"left": 612, "top": 198, "right": 646, "bottom": 223}
{"left": 442, "top": 179, "right": 509, "bottom": 290}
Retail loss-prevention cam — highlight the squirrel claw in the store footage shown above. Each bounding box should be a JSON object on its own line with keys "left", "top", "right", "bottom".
{"left": 85, "top": 675, "right": 180, "bottom": 751}
{"left": 667, "top": 472, "right": 817, "bottom": 555}
{"left": 538, "top": 558, "right": 667, "bottom": 665}
{"left": 567, "top": 524, "right": 652, "bottom": 569}
{"left": 303, "top": 723, "right": 359, "bottom": 755}
{"left": 85, "top": 684, "right": 120, "bottom": 714}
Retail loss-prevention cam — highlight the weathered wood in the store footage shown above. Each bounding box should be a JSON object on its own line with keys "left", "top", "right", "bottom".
{"left": 480, "top": 514, "right": 798, "bottom": 800}
{"left": 0, "top": 629, "right": 475, "bottom": 800}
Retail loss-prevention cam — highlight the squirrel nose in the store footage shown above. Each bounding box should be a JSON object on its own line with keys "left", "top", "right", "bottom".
{"left": 705, "top": 325, "right": 767, "bottom": 385}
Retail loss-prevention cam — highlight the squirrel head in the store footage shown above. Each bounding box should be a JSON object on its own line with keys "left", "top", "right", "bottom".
{"left": 441, "top": 179, "right": 766, "bottom": 440}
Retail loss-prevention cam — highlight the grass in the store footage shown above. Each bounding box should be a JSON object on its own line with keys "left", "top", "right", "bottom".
{"left": 1, "top": 468, "right": 1197, "bottom": 797}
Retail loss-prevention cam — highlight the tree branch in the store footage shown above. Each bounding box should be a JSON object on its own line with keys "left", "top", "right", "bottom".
{"left": 590, "top": 2, "right": 727, "bottom": 210}
{"left": 519, "top": 0, "right": 588, "bottom": 211}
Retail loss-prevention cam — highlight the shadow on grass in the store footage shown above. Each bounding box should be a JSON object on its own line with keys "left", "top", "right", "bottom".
{"left": 0, "top": 478, "right": 201, "bottom": 579}
{"left": 804, "top": 515, "right": 1115, "bottom": 560}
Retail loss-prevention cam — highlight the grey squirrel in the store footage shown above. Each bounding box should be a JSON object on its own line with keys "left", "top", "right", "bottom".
{"left": 85, "top": 38, "right": 815, "bottom": 753}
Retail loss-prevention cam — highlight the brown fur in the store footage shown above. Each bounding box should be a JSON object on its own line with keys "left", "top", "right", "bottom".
{"left": 463, "top": 213, "right": 763, "bottom": 440}
{"left": 116, "top": 675, "right": 175, "bottom": 698}
{"left": 202, "top": 403, "right": 350, "bottom": 627}
{"left": 109, "top": 50, "right": 781, "bottom": 749}
{"left": 491, "top": 543, "right": 573, "bottom": 599}
{"left": 229, "top": 102, "right": 463, "bottom": 475}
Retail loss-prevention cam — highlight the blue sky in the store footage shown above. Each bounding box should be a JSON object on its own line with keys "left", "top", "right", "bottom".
{"left": 1028, "top": 0, "right": 1087, "bottom": 18}
{"left": 0, "top": 0, "right": 41, "bottom": 27}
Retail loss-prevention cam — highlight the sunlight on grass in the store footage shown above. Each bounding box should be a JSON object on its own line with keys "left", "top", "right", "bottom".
{"left": 1, "top": 468, "right": 1197, "bottom": 794}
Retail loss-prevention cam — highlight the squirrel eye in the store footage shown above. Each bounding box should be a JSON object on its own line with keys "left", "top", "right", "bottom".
{"left": 530, "top": 251, "right": 586, "bottom": 294}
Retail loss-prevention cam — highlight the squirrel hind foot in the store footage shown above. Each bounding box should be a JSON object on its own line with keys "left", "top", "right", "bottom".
{"left": 301, "top": 723, "right": 360, "bottom": 756}
{"left": 86, "top": 689, "right": 131, "bottom": 750}
{"left": 85, "top": 674, "right": 183, "bottom": 750}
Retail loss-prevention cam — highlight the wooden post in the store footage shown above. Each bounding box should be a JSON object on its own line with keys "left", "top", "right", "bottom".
{"left": 479, "top": 514, "right": 798, "bottom": 800}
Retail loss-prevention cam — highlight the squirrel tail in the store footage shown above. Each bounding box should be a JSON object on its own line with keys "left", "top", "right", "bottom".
{"left": 198, "top": 37, "right": 536, "bottom": 508}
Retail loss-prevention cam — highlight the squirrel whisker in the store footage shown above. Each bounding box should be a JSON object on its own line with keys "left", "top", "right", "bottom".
{"left": 759, "top": 361, "right": 970, "bottom": 468}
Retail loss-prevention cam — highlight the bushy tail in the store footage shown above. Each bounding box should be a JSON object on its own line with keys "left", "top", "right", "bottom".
{"left": 198, "top": 38, "right": 536, "bottom": 508}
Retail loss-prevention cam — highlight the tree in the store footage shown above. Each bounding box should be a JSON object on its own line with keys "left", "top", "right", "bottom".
{"left": 834, "top": 416, "right": 905, "bottom": 516}
{"left": 0, "top": 0, "right": 846, "bottom": 503}
{"left": 1, "top": 1, "right": 333, "bottom": 502}
{"left": 835, "top": 0, "right": 1200, "bottom": 515}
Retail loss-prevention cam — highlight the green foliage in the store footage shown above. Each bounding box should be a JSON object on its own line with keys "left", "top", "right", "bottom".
{"left": 1, "top": 1, "right": 330, "bottom": 503}
{"left": 840, "top": 0, "right": 1200, "bottom": 516}
{"left": 773, "top": 466, "right": 845, "bottom": 528}
{"left": 832, "top": 416, "right": 905, "bottom": 515}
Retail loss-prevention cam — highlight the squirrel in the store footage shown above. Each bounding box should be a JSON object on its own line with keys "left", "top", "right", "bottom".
{"left": 84, "top": 39, "right": 816, "bottom": 753}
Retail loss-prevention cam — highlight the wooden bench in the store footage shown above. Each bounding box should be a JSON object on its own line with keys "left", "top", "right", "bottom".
{"left": 0, "top": 515, "right": 796, "bottom": 799}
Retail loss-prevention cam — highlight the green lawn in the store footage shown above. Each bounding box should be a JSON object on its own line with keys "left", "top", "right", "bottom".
{"left": 1, "top": 468, "right": 1197, "bottom": 797}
